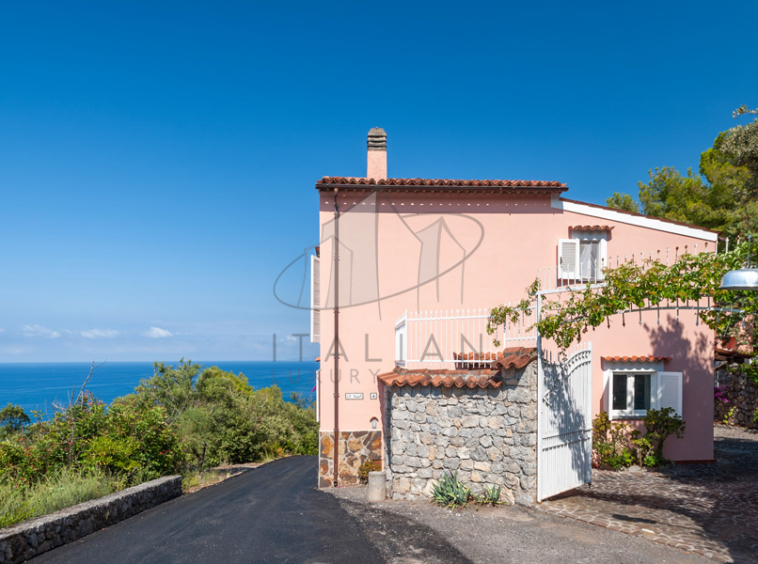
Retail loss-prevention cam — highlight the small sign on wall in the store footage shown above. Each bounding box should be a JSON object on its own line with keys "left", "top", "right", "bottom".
{"left": 345, "top": 392, "right": 364, "bottom": 400}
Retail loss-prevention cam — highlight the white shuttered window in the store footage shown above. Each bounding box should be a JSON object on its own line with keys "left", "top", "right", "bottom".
{"left": 604, "top": 369, "right": 683, "bottom": 419}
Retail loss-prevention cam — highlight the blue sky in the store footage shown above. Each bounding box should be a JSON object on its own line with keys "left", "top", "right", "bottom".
{"left": 0, "top": 0, "right": 756, "bottom": 362}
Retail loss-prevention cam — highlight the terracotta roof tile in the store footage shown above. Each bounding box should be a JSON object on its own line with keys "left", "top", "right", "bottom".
{"left": 378, "top": 347, "right": 538, "bottom": 389}
{"left": 316, "top": 177, "right": 567, "bottom": 193}
{"left": 378, "top": 368, "right": 502, "bottom": 389}
{"left": 570, "top": 225, "right": 614, "bottom": 232}
{"left": 601, "top": 355, "right": 672, "bottom": 363}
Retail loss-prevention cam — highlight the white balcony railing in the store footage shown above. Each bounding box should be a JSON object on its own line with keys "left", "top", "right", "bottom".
{"left": 394, "top": 243, "right": 717, "bottom": 370}
{"left": 395, "top": 306, "right": 537, "bottom": 370}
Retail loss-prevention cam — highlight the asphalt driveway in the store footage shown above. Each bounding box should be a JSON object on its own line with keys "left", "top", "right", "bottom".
{"left": 32, "top": 456, "right": 464, "bottom": 564}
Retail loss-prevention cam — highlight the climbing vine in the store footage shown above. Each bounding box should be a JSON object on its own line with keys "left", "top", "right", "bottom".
{"left": 488, "top": 240, "right": 757, "bottom": 351}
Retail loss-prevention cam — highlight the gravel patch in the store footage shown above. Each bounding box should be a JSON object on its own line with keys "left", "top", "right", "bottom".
{"left": 328, "top": 486, "right": 710, "bottom": 564}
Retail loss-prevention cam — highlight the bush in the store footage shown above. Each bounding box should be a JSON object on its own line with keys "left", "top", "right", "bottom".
{"left": 358, "top": 460, "right": 381, "bottom": 484}
{"left": 639, "top": 407, "right": 686, "bottom": 465}
{"left": 592, "top": 408, "right": 686, "bottom": 469}
{"left": 0, "top": 360, "right": 319, "bottom": 527}
{"left": 592, "top": 411, "right": 635, "bottom": 470}
{"left": 432, "top": 471, "right": 470, "bottom": 508}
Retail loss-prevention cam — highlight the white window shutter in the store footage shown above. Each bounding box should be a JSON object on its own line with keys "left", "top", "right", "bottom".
{"left": 598, "top": 239, "right": 608, "bottom": 281}
{"left": 310, "top": 255, "right": 321, "bottom": 343}
{"left": 604, "top": 370, "right": 613, "bottom": 420}
{"left": 558, "top": 239, "right": 580, "bottom": 281}
{"left": 657, "top": 371, "right": 683, "bottom": 416}
{"left": 650, "top": 372, "right": 660, "bottom": 409}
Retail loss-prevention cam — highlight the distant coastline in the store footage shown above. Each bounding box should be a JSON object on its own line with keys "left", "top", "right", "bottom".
{"left": 0, "top": 360, "right": 318, "bottom": 415}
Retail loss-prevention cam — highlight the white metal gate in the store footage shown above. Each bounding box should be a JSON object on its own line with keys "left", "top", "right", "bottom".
{"left": 537, "top": 342, "right": 593, "bottom": 502}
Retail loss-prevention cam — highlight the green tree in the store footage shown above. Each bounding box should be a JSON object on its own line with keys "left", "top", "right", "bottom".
{"left": 0, "top": 404, "right": 30, "bottom": 437}
{"left": 609, "top": 107, "right": 758, "bottom": 240}
{"left": 605, "top": 192, "right": 640, "bottom": 213}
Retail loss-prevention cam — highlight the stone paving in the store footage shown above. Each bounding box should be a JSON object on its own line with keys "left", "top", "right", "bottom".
{"left": 538, "top": 425, "right": 758, "bottom": 562}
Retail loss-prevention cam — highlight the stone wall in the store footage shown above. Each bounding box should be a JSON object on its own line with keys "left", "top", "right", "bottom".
{"left": 0, "top": 475, "right": 181, "bottom": 564}
{"left": 715, "top": 363, "right": 758, "bottom": 429}
{"left": 386, "top": 361, "right": 538, "bottom": 506}
{"left": 318, "top": 430, "right": 382, "bottom": 487}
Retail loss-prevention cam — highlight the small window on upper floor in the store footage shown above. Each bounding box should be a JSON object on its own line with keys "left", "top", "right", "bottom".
{"left": 558, "top": 226, "right": 611, "bottom": 282}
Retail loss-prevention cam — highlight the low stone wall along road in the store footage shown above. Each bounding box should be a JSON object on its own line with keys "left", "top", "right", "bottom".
{"left": 27, "top": 456, "right": 464, "bottom": 564}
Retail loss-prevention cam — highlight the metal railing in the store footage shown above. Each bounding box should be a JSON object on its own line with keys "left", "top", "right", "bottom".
{"left": 395, "top": 306, "right": 537, "bottom": 370}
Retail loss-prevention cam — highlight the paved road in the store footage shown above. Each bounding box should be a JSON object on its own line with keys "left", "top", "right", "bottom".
{"left": 33, "top": 457, "right": 393, "bottom": 564}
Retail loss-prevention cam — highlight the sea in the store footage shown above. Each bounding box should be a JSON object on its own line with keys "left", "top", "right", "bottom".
{"left": 0, "top": 361, "right": 319, "bottom": 417}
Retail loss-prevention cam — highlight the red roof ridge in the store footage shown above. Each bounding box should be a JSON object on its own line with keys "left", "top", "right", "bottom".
{"left": 379, "top": 347, "right": 538, "bottom": 389}
{"left": 317, "top": 177, "right": 567, "bottom": 191}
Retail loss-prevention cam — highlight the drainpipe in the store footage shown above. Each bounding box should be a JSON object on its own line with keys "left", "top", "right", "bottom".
{"left": 333, "top": 187, "right": 340, "bottom": 487}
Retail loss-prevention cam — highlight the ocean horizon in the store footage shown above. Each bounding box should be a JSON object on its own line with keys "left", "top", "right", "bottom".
{"left": 0, "top": 360, "right": 319, "bottom": 416}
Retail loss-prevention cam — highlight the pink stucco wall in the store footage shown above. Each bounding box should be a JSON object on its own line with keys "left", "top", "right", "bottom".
{"left": 316, "top": 189, "right": 715, "bottom": 462}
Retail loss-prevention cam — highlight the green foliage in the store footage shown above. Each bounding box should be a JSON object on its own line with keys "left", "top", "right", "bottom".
{"left": 474, "top": 485, "right": 503, "bottom": 506}
{"left": 0, "top": 404, "right": 30, "bottom": 438}
{"left": 0, "top": 468, "right": 118, "bottom": 528}
{"left": 358, "top": 459, "right": 381, "bottom": 484}
{"left": 610, "top": 108, "right": 758, "bottom": 241}
{"left": 722, "top": 406, "right": 735, "bottom": 426}
{"left": 641, "top": 407, "right": 686, "bottom": 464}
{"left": 592, "top": 411, "right": 636, "bottom": 470}
{"left": 0, "top": 360, "right": 318, "bottom": 527}
{"left": 606, "top": 192, "right": 640, "bottom": 213}
{"left": 592, "top": 409, "right": 685, "bottom": 470}
{"left": 135, "top": 362, "right": 318, "bottom": 469}
{"left": 739, "top": 361, "right": 758, "bottom": 386}
{"left": 489, "top": 240, "right": 757, "bottom": 353}
{"left": 432, "top": 471, "right": 470, "bottom": 508}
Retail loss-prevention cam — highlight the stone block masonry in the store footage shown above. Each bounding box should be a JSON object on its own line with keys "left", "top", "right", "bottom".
{"left": 318, "top": 430, "right": 383, "bottom": 487}
{"left": 715, "top": 363, "right": 758, "bottom": 429}
{"left": 0, "top": 475, "right": 181, "bottom": 564}
{"left": 386, "top": 361, "right": 538, "bottom": 506}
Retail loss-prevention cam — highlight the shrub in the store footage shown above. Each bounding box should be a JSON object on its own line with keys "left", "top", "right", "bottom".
{"left": 640, "top": 407, "right": 686, "bottom": 465}
{"left": 592, "top": 409, "right": 686, "bottom": 469}
{"left": 432, "top": 471, "right": 470, "bottom": 508}
{"left": 474, "top": 485, "right": 503, "bottom": 506}
{"left": 592, "top": 411, "right": 636, "bottom": 470}
{"left": 358, "top": 460, "right": 381, "bottom": 484}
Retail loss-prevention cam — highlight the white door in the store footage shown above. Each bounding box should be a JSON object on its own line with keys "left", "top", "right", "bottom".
{"left": 537, "top": 343, "right": 593, "bottom": 502}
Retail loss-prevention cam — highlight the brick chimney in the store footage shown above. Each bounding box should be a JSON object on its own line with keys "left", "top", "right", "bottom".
{"left": 367, "top": 127, "right": 387, "bottom": 180}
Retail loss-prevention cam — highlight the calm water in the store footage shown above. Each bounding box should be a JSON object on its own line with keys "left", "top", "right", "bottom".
{"left": 0, "top": 361, "right": 318, "bottom": 416}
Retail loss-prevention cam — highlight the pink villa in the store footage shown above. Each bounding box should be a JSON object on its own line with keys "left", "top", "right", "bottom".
{"left": 310, "top": 129, "right": 718, "bottom": 504}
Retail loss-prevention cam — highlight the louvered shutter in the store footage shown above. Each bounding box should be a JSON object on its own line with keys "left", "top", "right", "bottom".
{"left": 598, "top": 239, "right": 608, "bottom": 281}
{"left": 558, "top": 239, "right": 580, "bottom": 281}
{"left": 310, "top": 255, "right": 320, "bottom": 343}
{"left": 657, "top": 371, "right": 683, "bottom": 416}
{"left": 604, "top": 370, "right": 613, "bottom": 420}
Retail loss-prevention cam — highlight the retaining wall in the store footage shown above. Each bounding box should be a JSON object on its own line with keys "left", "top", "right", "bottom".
{"left": 715, "top": 363, "right": 758, "bottom": 429}
{"left": 0, "top": 475, "right": 182, "bottom": 563}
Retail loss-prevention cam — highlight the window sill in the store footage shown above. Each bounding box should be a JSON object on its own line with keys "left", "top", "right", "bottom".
{"left": 611, "top": 412, "right": 647, "bottom": 420}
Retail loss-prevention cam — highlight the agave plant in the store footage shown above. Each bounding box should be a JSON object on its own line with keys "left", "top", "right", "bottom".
{"left": 474, "top": 484, "right": 503, "bottom": 506}
{"left": 431, "top": 471, "right": 470, "bottom": 508}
